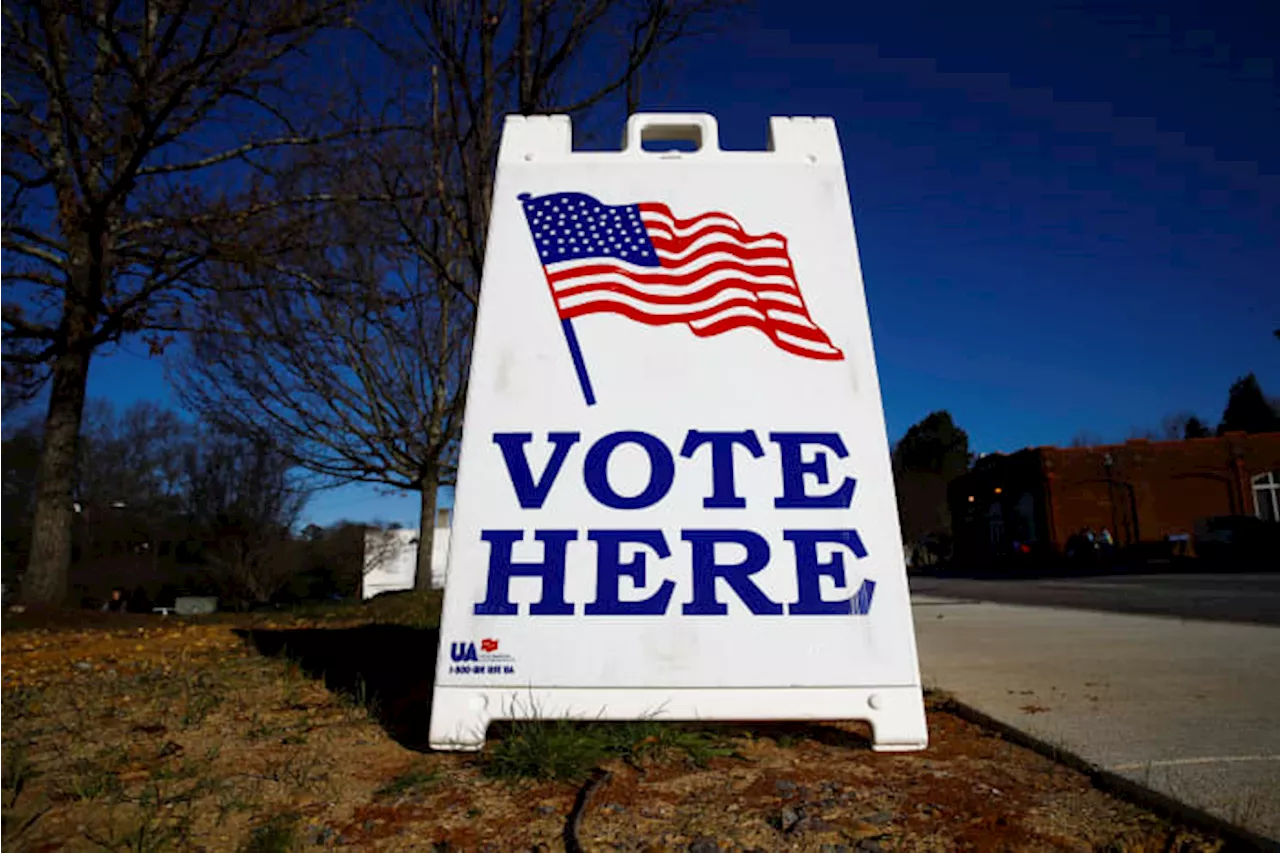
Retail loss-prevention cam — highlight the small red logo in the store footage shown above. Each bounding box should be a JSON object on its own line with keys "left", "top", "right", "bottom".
{"left": 480, "top": 638, "right": 499, "bottom": 653}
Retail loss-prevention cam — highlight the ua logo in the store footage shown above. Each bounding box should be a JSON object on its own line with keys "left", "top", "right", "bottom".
{"left": 450, "top": 642, "right": 478, "bottom": 662}
{"left": 481, "top": 638, "right": 499, "bottom": 653}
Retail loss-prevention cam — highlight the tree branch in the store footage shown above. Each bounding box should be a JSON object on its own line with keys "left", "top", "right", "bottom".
{"left": 136, "top": 126, "right": 418, "bottom": 177}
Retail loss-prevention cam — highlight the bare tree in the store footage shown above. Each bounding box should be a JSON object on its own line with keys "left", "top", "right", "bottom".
{"left": 1069, "top": 430, "right": 1105, "bottom": 449}
{"left": 2, "top": 413, "right": 43, "bottom": 589}
{"left": 361, "top": 525, "right": 415, "bottom": 592}
{"left": 3, "top": 361, "right": 47, "bottom": 416}
{"left": 73, "top": 399, "right": 189, "bottom": 574}
{"left": 2, "top": 0, "right": 360, "bottom": 606}
{"left": 382, "top": 0, "right": 733, "bottom": 307}
{"left": 180, "top": 0, "right": 734, "bottom": 591}
{"left": 299, "top": 520, "right": 374, "bottom": 598}
{"left": 77, "top": 400, "right": 187, "bottom": 513}
{"left": 177, "top": 103, "right": 470, "bottom": 588}
{"left": 1158, "top": 411, "right": 1209, "bottom": 441}
{"left": 181, "top": 427, "right": 308, "bottom": 606}
{"left": 180, "top": 164, "right": 471, "bottom": 590}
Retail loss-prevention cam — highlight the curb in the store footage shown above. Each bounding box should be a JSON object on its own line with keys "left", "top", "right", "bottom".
{"left": 937, "top": 697, "right": 1278, "bottom": 852}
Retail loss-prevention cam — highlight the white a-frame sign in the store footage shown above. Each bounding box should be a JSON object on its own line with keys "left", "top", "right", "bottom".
{"left": 429, "top": 113, "right": 928, "bottom": 752}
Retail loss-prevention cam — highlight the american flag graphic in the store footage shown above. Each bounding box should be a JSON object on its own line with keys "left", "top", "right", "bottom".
{"left": 519, "top": 192, "right": 844, "bottom": 361}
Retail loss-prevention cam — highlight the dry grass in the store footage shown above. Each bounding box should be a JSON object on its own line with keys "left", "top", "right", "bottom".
{"left": 1, "top": 592, "right": 1229, "bottom": 851}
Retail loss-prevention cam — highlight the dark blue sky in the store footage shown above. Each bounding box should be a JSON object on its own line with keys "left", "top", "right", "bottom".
{"left": 86, "top": 0, "right": 1279, "bottom": 525}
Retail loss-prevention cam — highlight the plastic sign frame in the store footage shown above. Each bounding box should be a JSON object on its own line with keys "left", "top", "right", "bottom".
{"left": 429, "top": 113, "right": 928, "bottom": 753}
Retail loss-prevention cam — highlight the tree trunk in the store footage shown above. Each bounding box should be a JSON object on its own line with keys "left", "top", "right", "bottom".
{"left": 415, "top": 473, "right": 440, "bottom": 593}
{"left": 21, "top": 342, "right": 93, "bottom": 607}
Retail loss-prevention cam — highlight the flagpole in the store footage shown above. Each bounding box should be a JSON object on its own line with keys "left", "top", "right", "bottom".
{"left": 521, "top": 192, "right": 595, "bottom": 406}
{"left": 559, "top": 317, "right": 596, "bottom": 406}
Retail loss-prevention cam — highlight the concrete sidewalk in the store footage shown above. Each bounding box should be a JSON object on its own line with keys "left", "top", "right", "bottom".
{"left": 911, "top": 596, "right": 1280, "bottom": 842}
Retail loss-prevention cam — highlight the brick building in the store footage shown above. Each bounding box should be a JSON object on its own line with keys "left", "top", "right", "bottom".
{"left": 949, "top": 432, "right": 1280, "bottom": 566}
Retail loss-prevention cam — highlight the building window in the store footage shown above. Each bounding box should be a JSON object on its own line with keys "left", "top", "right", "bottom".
{"left": 1254, "top": 472, "right": 1280, "bottom": 522}
{"left": 1014, "top": 492, "right": 1037, "bottom": 544}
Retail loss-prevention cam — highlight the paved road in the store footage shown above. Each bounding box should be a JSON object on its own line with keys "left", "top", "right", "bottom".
{"left": 912, "top": 597, "right": 1280, "bottom": 843}
{"left": 909, "top": 573, "right": 1280, "bottom": 626}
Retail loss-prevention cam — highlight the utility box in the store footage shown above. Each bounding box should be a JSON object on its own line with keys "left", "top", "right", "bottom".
{"left": 173, "top": 596, "right": 217, "bottom": 616}
{"left": 430, "top": 113, "right": 927, "bottom": 752}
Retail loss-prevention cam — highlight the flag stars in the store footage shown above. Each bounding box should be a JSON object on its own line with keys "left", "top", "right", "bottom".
{"left": 522, "top": 193, "right": 659, "bottom": 265}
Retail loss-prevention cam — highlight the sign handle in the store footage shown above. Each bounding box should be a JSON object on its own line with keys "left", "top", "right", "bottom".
{"left": 560, "top": 317, "right": 596, "bottom": 406}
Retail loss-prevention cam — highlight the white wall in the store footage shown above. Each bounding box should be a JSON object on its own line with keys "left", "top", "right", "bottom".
{"left": 361, "top": 515, "right": 453, "bottom": 598}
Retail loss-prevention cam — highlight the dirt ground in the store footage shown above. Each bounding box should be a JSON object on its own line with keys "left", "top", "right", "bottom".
{"left": 1, "top": 597, "right": 1230, "bottom": 852}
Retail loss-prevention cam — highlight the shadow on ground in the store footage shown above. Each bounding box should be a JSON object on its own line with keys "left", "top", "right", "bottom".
{"left": 732, "top": 721, "right": 873, "bottom": 750}
{"left": 238, "top": 626, "right": 879, "bottom": 755}
{"left": 240, "top": 625, "right": 440, "bottom": 750}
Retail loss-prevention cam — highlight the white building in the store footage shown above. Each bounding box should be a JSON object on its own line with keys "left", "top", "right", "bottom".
{"left": 361, "top": 507, "right": 453, "bottom": 598}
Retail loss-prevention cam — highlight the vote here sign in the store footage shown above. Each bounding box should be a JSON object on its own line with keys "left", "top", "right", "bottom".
{"left": 429, "top": 114, "right": 927, "bottom": 752}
